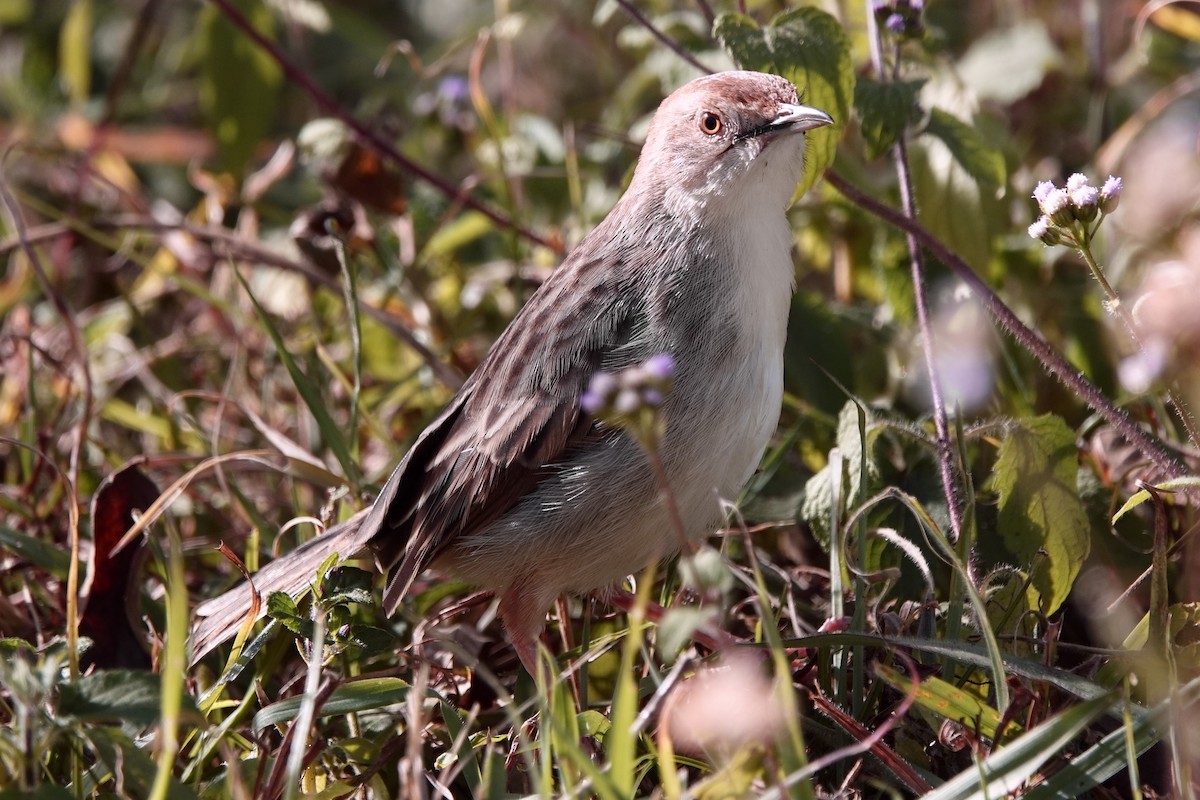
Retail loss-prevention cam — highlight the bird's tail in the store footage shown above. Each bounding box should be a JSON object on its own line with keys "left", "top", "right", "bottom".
{"left": 189, "top": 509, "right": 375, "bottom": 665}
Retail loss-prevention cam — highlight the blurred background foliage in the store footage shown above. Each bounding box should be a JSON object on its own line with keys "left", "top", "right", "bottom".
{"left": 3, "top": 0, "right": 1200, "bottom": 797}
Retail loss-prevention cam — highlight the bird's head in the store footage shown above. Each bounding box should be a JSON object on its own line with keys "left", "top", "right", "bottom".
{"left": 632, "top": 71, "right": 833, "bottom": 218}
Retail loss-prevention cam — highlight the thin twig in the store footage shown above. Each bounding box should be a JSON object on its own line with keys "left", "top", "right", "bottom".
{"left": 866, "top": 13, "right": 964, "bottom": 544}
{"left": 0, "top": 216, "right": 464, "bottom": 389}
{"left": 205, "top": 0, "right": 559, "bottom": 255}
{"left": 0, "top": 158, "right": 93, "bottom": 680}
{"left": 825, "top": 169, "right": 1187, "bottom": 481}
{"left": 612, "top": 0, "right": 713, "bottom": 74}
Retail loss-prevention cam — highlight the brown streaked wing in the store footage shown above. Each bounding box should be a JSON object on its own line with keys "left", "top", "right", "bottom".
{"left": 370, "top": 255, "right": 645, "bottom": 612}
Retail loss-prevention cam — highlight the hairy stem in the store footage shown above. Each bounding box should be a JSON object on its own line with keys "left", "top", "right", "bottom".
{"left": 826, "top": 169, "right": 1187, "bottom": 481}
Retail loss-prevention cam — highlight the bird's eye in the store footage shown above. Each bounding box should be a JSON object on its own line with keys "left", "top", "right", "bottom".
{"left": 699, "top": 111, "right": 722, "bottom": 136}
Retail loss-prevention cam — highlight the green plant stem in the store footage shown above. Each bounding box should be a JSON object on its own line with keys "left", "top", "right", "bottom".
{"left": 638, "top": 431, "right": 696, "bottom": 559}
{"left": 149, "top": 526, "right": 188, "bottom": 800}
{"left": 283, "top": 605, "right": 327, "bottom": 800}
{"left": 1074, "top": 233, "right": 1122, "bottom": 308}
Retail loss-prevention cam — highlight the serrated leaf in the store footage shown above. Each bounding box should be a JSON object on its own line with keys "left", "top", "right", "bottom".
{"left": 910, "top": 104, "right": 1006, "bottom": 270}
{"left": 922, "top": 108, "right": 1006, "bottom": 189}
{"left": 266, "top": 590, "right": 309, "bottom": 635}
{"left": 320, "top": 566, "right": 375, "bottom": 607}
{"left": 714, "top": 8, "right": 853, "bottom": 195}
{"left": 994, "top": 415, "right": 1090, "bottom": 615}
{"left": 253, "top": 677, "right": 412, "bottom": 730}
{"left": 801, "top": 401, "right": 880, "bottom": 549}
{"left": 854, "top": 77, "right": 925, "bottom": 159}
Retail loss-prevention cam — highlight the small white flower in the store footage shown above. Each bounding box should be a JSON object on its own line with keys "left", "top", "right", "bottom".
{"left": 1028, "top": 216, "right": 1050, "bottom": 240}
{"left": 1100, "top": 175, "right": 1122, "bottom": 212}
{"left": 1066, "top": 173, "right": 1089, "bottom": 193}
{"left": 1041, "top": 188, "right": 1069, "bottom": 216}
{"left": 1070, "top": 185, "right": 1098, "bottom": 209}
{"left": 1032, "top": 180, "right": 1056, "bottom": 206}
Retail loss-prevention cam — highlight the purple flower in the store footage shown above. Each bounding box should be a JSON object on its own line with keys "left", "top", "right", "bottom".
{"left": 641, "top": 388, "right": 664, "bottom": 407}
{"left": 885, "top": 12, "right": 906, "bottom": 33}
{"left": 643, "top": 353, "right": 676, "bottom": 381}
{"left": 614, "top": 388, "right": 641, "bottom": 416}
{"left": 581, "top": 371, "right": 617, "bottom": 415}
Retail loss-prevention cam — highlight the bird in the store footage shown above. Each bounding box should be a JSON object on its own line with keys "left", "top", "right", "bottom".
{"left": 191, "top": 70, "right": 833, "bottom": 675}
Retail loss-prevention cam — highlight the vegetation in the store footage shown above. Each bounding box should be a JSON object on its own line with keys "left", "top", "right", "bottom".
{"left": 2, "top": 0, "right": 1200, "bottom": 796}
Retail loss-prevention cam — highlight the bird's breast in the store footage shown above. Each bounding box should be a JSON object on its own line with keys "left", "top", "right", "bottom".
{"left": 665, "top": 207, "right": 795, "bottom": 502}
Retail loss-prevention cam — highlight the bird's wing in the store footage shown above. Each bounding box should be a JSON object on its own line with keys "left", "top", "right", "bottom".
{"left": 366, "top": 254, "right": 650, "bottom": 612}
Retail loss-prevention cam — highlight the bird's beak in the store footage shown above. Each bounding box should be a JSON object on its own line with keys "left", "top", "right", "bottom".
{"left": 770, "top": 103, "right": 835, "bottom": 134}
{"left": 737, "top": 102, "right": 834, "bottom": 143}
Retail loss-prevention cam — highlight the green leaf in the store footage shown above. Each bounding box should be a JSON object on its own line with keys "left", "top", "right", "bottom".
{"left": 1112, "top": 476, "right": 1200, "bottom": 523}
{"left": 922, "top": 108, "right": 1006, "bottom": 189}
{"left": 782, "top": 633, "right": 1115, "bottom": 703}
{"left": 253, "top": 677, "right": 413, "bottom": 730}
{"left": 78, "top": 726, "right": 198, "bottom": 800}
{"left": 801, "top": 400, "right": 881, "bottom": 549}
{"left": 197, "top": 0, "right": 283, "bottom": 175}
{"left": 58, "top": 670, "right": 168, "bottom": 726}
{"left": 876, "top": 662, "right": 1020, "bottom": 743}
{"left": 0, "top": 525, "right": 71, "bottom": 576}
{"left": 993, "top": 415, "right": 1090, "bottom": 615}
{"left": 266, "top": 590, "right": 309, "bottom": 636}
{"left": 0, "top": 0, "right": 32, "bottom": 26}
{"left": 908, "top": 106, "right": 1007, "bottom": 270}
{"left": 714, "top": 8, "right": 853, "bottom": 195}
{"left": 320, "top": 566, "right": 375, "bottom": 607}
{"left": 1026, "top": 675, "right": 1200, "bottom": 799}
{"left": 231, "top": 264, "right": 361, "bottom": 488}
{"left": 58, "top": 0, "right": 92, "bottom": 107}
{"left": 921, "top": 692, "right": 1116, "bottom": 800}
{"left": 0, "top": 789, "right": 76, "bottom": 800}
{"left": 956, "top": 20, "right": 1061, "bottom": 104}
{"left": 853, "top": 77, "right": 925, "bottom": 159}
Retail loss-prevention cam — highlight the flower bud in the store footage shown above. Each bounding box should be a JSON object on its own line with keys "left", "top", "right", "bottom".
{"left": 1032, "top": 180, "right": 1057, "bottom": 208}
{"left": 1099, "top": 175, "right": 1122, "bottom": 213}
{"left": 581, "top": 371, "right": 618, "bottom": 415}
{"left": 1042, "top": 188, "right": 1074, "bottom": 227}
{"left": 1028, "top": 215, "right": 1062, "bottom": 246}
{"left": 1070, "top": 184, "right": 1099, "bottom": 222}
{"left": 1066, "top": 173, "right": 1088, "bottom": 194}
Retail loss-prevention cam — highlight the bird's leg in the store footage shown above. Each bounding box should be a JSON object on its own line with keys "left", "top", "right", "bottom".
{"left": 497, "top": 582, "right": 554, "bottom": 679}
